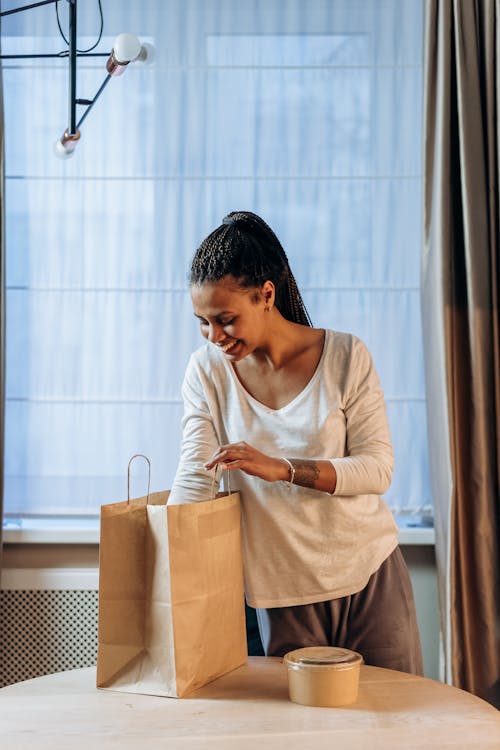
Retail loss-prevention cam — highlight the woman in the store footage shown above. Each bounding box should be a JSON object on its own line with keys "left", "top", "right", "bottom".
{"left": 168, "top": 210, "right": 423, "bottom": 674}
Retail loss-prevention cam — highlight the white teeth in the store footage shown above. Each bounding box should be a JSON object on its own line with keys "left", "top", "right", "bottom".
{"left": 221, "top": 340, "right": 237, "bottom": 352}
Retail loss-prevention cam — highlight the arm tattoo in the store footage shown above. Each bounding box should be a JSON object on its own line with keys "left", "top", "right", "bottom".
{"left": 290, "top": 460, "right": 320, "bottom": 489}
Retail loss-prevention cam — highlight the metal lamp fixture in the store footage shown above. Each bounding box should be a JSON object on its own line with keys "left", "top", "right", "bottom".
{"left": 53, "top": 28, "right": 154, "bottom": 159}
{"left": 0, "top": 0, "right": 154, "bottom": 158}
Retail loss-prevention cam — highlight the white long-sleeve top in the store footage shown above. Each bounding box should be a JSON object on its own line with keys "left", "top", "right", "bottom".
{"left": 168, "top": 329, "right": 398, "bottom": 608}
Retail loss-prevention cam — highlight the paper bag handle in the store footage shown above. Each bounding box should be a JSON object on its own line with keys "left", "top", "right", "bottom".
{"left": 127, "top": 453, "right": 151, "bottom": 504}
{"left": 210, "top": 463, "right": 232, "bottom": 498}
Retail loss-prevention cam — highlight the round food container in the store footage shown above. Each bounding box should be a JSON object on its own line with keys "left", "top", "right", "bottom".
{"left": 283, "top": 646, "right": 363, "bottom": 707}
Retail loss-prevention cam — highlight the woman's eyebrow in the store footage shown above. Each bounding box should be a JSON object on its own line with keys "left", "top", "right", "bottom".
{"left": 193, "top": 311, "right": 234, "bottom": 321}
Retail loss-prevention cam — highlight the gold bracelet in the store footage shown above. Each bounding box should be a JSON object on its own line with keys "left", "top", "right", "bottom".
{"left": 281, "top": 457, "right": 296, "bottom": 489}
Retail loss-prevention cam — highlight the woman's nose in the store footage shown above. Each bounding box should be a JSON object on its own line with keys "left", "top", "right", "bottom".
{"left": 207, "top": 323, "right": 224, "bottom": 344}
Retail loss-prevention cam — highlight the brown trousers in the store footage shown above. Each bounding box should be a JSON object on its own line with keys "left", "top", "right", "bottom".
{"left": 256, "top": 546, "right": 424, "bottom": 675}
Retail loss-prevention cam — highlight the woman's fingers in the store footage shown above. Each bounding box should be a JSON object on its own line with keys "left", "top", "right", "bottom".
{"left": 207, "top": 453, "right": 292, "bottom": 484}
{"left": 204, "top": 442, "right": 251, "bottom": 470}
{"left": 203, "top": 442, "right": 284, "bottom": 482}
{"left": 219, "top": 459, "right": 243, "bottom": 470}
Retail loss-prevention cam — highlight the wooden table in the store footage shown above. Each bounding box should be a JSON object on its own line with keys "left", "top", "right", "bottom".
{"left": 1, "top": 657, "right": 499, "bottom": 749}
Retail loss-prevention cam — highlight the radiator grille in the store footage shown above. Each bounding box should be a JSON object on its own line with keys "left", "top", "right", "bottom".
{"left": 0, "top": 590, "right": 98, "bottom": 688}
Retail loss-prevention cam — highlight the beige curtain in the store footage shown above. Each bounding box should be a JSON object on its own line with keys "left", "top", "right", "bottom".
{"left": 423, "top": 0, "right": 500, "bottom": 707}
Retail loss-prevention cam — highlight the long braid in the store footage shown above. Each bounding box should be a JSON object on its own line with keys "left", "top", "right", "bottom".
{"left": 287, "top": 272, "right": 312, "bottom": 327}
{"left": 190, "top": 211, "right": 312, "bottom": 327}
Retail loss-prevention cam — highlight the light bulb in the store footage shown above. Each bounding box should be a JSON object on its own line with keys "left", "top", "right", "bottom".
{"left": 137, "top": 42, "right": 155, "bottom": 65}
{"left": 113, "top": 33, "right": 141, "bottom": 64}
{"left": 53, "top": 129, "right": 81, "bottom": 159}
{"left": 106, "top": 33, "right": 142, "bottom": 76}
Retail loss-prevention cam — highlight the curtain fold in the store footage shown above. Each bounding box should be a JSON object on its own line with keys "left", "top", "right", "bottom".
{"left": 423, "top": 0, "right": 500, "bottom": 706}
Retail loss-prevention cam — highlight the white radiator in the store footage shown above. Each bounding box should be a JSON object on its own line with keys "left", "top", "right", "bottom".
{"left": 0, "top": 569, "right": 99, "bottom": 688}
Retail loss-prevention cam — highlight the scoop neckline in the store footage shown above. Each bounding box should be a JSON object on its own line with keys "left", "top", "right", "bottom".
{"left": 222, "top": 329, "right": 329, "bottom": 414}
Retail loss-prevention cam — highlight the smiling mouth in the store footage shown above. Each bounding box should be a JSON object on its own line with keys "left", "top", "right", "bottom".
{"left": 220, "top": 340, "right": 239, "bottom": 353}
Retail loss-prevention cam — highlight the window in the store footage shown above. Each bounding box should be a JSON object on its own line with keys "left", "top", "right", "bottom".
{"left": 5, "top": 0, "right": 429, "bottom": 520}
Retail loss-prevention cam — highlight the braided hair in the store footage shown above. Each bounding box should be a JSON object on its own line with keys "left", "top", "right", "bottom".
{"left": 190, "top": 211, "right": 312, "bottom": 327}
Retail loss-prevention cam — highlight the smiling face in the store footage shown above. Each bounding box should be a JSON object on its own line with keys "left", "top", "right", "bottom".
{"left": 191, "top": 275, "right": 274, "bottom": 361}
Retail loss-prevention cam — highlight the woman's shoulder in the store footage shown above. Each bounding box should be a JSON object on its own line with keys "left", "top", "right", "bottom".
{"left": 323, "top": 329, "right": 373, "bottom": 370}
{"left": 185, "top": 342, "right": 229, "bottom": 384}
{"left": 324, "top": 328, "right": 366, "bottom": 352}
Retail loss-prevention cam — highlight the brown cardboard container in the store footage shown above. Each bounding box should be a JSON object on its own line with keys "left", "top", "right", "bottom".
{"left": 283, "top": 646, "right": 363, "bottom": 707}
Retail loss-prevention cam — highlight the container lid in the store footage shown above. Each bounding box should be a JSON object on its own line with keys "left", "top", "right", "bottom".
{"left": 284, "top": 646, "right": 363, "bottom": 671}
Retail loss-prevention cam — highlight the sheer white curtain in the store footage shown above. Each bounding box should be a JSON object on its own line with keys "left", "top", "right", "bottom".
{"left": 4, "top": 0, "right": 427, "bottom": 517}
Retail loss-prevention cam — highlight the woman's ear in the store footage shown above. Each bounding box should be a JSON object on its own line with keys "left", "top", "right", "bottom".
{"left": 262, "top": 280, "right": 275, "bottom": 308}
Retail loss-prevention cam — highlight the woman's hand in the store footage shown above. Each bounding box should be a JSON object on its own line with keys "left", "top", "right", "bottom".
{"left": 204, "top": 442, "right": 338, "bottom": 492}
{"left": 204, "top": 441, "right": 288, "bottom": 483}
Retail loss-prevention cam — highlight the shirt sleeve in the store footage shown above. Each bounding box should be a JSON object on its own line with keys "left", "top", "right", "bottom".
{"left": 329, "top": 337, "right": 394, "bottom": 496}
{"left": 168, "top": 355, "right": 221, "bottom": 505}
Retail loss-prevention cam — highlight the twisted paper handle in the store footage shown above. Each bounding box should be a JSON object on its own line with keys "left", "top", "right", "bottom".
{"left": 127, "top": 453, "right": 151, "bottom": 504}
{"left": 210, "top": 463, "right": 232, "bottom": 499}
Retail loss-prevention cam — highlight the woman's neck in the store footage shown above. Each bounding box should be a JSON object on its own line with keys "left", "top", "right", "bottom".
{"left": 246, "top": 312, "right": 321, "bottom": 372}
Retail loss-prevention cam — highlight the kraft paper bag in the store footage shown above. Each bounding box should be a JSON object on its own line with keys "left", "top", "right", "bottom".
{"left": 96, "top": 466, "right": 247, "bottom": 698}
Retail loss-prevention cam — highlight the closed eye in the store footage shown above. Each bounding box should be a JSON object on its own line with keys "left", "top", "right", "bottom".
{"left": 194, "top": 315, "right": 236, "bottom": 326}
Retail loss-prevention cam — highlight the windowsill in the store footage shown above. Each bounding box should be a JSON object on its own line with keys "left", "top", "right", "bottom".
{"left": 2, "top": 513, "right": 435, "bottom": 546}
{"left": 2, "top": 517, "right": 101, "bottom": 545}
{"left": 396, "top": 516, "right": 435, "bottom": 545}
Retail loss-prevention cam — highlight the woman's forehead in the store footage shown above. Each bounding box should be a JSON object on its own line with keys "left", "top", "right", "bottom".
{"left": 190, "top": 278, "right": 254, "bottom": 312}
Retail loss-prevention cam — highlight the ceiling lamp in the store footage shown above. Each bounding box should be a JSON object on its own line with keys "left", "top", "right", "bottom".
{"left": 0, "top": 0, "right": 154, "bottom": 158}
